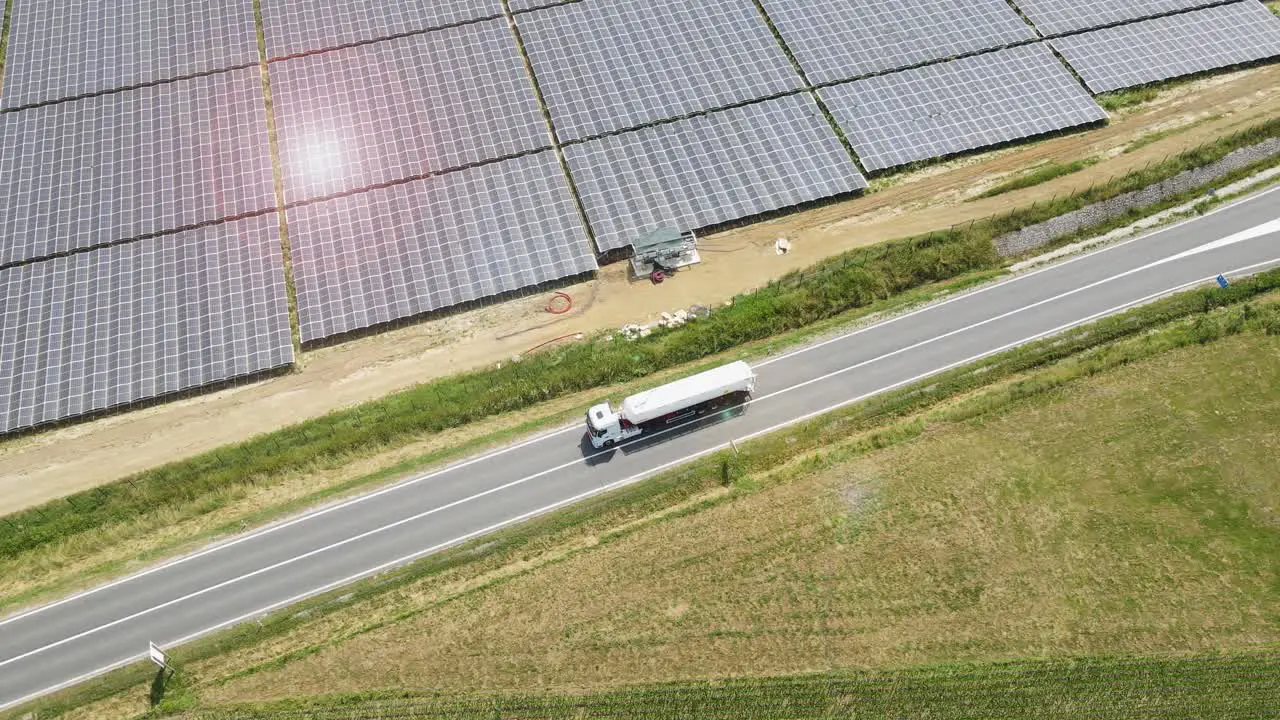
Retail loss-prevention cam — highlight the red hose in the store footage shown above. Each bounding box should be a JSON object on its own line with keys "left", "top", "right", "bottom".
{"left": 546, "top": 291, "right": 572, "bottom": 314}
{"left": 522, "top": 332, "right": 581, "bottom": 356}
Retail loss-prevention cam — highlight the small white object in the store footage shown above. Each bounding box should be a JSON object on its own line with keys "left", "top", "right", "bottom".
{"left": 775, "top": 237, "right": 792, "bottom": 255}
{"left": 149, "top": 641, "right": 168, "bottom": 669}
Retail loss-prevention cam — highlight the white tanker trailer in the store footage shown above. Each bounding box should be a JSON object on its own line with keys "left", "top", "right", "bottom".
{"left": 586, "top": 361, "right": 756, "bottom": 449}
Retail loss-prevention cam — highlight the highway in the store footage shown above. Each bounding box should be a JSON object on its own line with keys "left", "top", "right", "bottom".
{"left": 0, "top": 186, "right": 1277, "bottom": 709}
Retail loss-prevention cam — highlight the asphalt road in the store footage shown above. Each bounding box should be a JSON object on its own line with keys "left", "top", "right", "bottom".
{"left": 1, "top": 186, "right": 1277, "bottom": 708}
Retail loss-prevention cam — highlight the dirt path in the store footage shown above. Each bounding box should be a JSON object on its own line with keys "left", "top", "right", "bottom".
{"left": 3, "top": 65, "right": 1279, "bottom": 513}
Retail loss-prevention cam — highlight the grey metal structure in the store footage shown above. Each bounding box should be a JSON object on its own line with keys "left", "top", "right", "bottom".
{"left": 0, "top": 69, "right": 276, "bottom": 267}
{"left": 759, "top": 0, "right": 1036, "bottom": 84}
{"left": 1050, "top": 1, "right": 1280, "bottom": 93}
{"left": 270, "top": 20, "right": 549, "bottom": 204}
{"left": 0, "top": 214, "right": 294, "bottom": 434}
{"left": 1009, "top": 0, "right": 1221, "bottom": 36}
{"left": 287, "top": 151, "right": 597, "bottom": 343}
{"left": 518, "top": 0, "right": 803, "bottom": 141}
{"left": 565, "top": 94, "right": 867, "bottom": 253}
{"left": 259, "top": 0, "right": 502, "bottom": 59}
{"left": 820, "top": 44, "right": 1108, "bottom": 172}
{"left": 0, "top": 0, "right": 258, "bottom": 110}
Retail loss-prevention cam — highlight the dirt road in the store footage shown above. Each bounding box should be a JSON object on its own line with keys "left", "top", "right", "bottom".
{"left": 3, "top": 65, "right": 1279, "bottom": 513}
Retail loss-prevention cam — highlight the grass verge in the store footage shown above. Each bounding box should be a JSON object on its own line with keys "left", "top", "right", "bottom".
{"left": 9, "top": 270, "right": 1279, "bottom": 720}
{"left": 1124, "top": 114, "right": 1222, "bottom": 154}
{"left": 193, "top": 652, "right": 1280, "bottom": 719}
{"left": 5, "top": 114, "right": 1280, "bottom": 613}
{"left": 976, "top": 158, "right": 1097, "bottom": 198}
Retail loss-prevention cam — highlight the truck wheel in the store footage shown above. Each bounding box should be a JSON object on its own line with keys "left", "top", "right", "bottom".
{"left": 603, "top": 439, "right": 615, "bottom": 449}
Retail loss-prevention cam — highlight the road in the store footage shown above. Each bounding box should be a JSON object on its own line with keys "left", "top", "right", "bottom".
{"left": 1, "top": 186, "right": 1277, "bottom": 709}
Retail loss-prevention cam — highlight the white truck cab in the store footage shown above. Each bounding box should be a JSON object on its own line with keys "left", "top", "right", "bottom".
{"left": 586, "top": 402, "right": 642, "bottom": 449}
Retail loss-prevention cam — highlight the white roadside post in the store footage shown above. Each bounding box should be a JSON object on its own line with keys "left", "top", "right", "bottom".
{"left": 148, "top": 641, "right": 170, "bottom": 673}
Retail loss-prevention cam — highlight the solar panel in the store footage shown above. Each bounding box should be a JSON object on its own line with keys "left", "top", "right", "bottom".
{"left": 0, "top": 214, "right": 294, "bottom": 434}
{"left": 1050, "top": 1, "right": 1280, "bottom": 93}
{"left": 260, "top": 0, "right": 502, "bottom": 59}
{"left": 564, "top": 94, "right": 867, "bottom": 253}
{"left": 518, "top": 0, "right": 803, "bottom": 142}
{"left": 759, "top": 0, "right": 1037, "bottom": 84}
{"left": 0, "top": 0, "right": 258, "bottom": 110}
{"left": 271, "top": 20, "right": 551, "bottom": 205}
{"left": 819, "top": 44, "right": 1108, "bottom": 172}
{"left": 1009, "top": 0, "right": 1222, "bottom": 36}
{"left": 287, "top": 151, "right": 597, "bottom": 342}
{"left": 0, "top": 68, "right": 276, "bottom": 267}
{"left": 508, "top": 0, "right": 569, "bottom": 11}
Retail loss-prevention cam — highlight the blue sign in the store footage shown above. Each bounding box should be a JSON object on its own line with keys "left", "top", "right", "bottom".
{"left": 1216, "top": 274, "right": 1229, "bottom": 289}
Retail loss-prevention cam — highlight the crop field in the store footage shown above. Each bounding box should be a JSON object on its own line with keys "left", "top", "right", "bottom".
{"left": 196, "top": 653, "right": 1280, "bottom": 719}
{"left": 185, "top": 295, "right": 1280, "bottom": 709}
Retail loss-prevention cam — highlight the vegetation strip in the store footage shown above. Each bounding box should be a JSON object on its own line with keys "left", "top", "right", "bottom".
{"left": 975, "top": 158, "right": 1097, "bottom": 198}
{"left": 8, "top": 270, "right": 1278, "bottom": 720}
{"left": 194, "top": 652, "right": 1280, "bottom": 719}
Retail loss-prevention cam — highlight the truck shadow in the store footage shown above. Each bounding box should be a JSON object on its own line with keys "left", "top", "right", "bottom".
{"left": 579, "top": 402, "right": 750, "bottom": 465}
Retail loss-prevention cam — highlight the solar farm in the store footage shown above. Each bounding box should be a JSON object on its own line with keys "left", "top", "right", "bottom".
{"left": 2, "top": 0, "right": 1280, "bottom": 434}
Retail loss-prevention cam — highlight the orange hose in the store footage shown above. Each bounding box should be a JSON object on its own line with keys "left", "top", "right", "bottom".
{"left": 546, "top": 291, "right": 572, "bottom": 314}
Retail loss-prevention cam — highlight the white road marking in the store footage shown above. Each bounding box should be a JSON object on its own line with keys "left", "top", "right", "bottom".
{"left": 7, "top": 257, "right": 1275, "bottom": 711}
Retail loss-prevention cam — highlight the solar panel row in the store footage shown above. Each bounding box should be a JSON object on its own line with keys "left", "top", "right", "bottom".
{"left": 0, "top": 214, "right": 293, "bottom": 434}
{"left": 518, "top": 0, "right": 803, "bottom": 142}
{"left": 270, "top": 19, "right": 550, "bottom": 204}
{"left": 761, "top": 0, "right": 1037, "bottom": 84}
{"left": 288, "top": 151, "right": 597, "bottom": 343}
{"left": 1009, "top": 0, "right": 1223, "bottom": 36}
{"left": 1, "top": 0, "right": 259, "bottom": 110}
{"left": 566, "top": 94, "right": 867, "bottom": 253}
{"left": 820, "top": 44, "right": 1108, "bottom": 172}
{"left": 0, "top": 68, "right": 276, "bottom": 267}
{"left": 259, "top": 0, "right": 502, "bottom": 60}
{"left": 1051, "top": 1, "right": 1280, "bottom": 93}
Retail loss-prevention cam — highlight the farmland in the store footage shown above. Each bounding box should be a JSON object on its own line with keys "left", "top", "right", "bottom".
{"left": 134, "top": 290, "right": 1278, "bottom": 716}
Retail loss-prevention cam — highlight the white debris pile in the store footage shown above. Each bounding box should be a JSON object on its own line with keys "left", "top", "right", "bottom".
{"left": 618, "top": 305, "right": 709, "bottom": 340}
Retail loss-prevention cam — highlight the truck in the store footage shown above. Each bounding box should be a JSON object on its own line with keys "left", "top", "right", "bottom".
{"left": 586, "top": 360, "right": 756, "bottom": 449}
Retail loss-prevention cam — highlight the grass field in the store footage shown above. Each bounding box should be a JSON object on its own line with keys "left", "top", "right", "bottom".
{"left": 9, "top": 279, "right": 1279, "bottom": 720}
{"left": 194, "top": 301, "right": 1280, "bottom": 705}
{"left": 977, "top": 159, "right": 1098, "bottom": 198}
{"left": 195, "top": 652, "right": 1280, "bottom": 719}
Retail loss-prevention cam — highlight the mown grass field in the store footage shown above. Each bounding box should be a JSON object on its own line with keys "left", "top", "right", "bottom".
{"left": 186, "top": 299, "right": 1280, "bottom": 708}
{"left": 195, "top": 653, "right": 1280, "bottom": 719}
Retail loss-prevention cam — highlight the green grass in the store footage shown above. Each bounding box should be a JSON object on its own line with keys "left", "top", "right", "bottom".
{"left": 7, "top": 272, "right": 1279, "bottom": 720}
{"left": 0, "top": 0, "right": 12, "bottom": 81}
{"left": 976, "top": 159, "right": 1098, "bottom": 198}
{"left": 5, "top": 114, "right": 1280, "bottom": 598}
{"left": 190, "top": 652, "right": 1280, "bottom": 719}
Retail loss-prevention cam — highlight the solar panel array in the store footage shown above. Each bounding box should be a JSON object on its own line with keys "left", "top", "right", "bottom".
{"left": 820, "top": 44, "right": 1108, "bottom": 172}
{"left": 760, "top": 0, "right": 1037, "bottom": 84}
{"left": 0, "top": 69, "right": 276, "bottom": 267}
{"left": 518, "top": 0, "right": 803, "bottom": 141}
{"left": 270, "top": 20, "right": 549, "bottom": 204}
{"left": 566, "top": 94, "right": 867, "bottom": 253}
{"left": 259, "top": 0, "right": 503, "bottom": 59}
{"left": 0, "top": 0, "right": 259, "bottom": 110}
{"left": 287, "top": 151, "right": 597, "bottom": 342}
{"left": 1009, "top": 0, "right": 1222, "bottom": 36}
{"left": 1051, "top": 1, "right": 1280, "bottom": 93}
{"left": 0, "top": 214, "right": 294, "bottom": 433}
